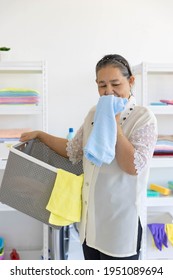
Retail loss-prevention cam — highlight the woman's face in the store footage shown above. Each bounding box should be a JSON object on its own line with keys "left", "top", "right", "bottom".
{"left": 96, "top": 65, "right": 134, "bottom": 99}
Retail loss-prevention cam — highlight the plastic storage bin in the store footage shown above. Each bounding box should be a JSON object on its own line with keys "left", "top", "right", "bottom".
{"left": 0, "top": 139, "right": 83, "bottom": 229}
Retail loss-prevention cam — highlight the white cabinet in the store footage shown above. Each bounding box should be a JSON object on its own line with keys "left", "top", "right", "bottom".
{"left": 0, "top": 61, "right": 49, "bottom": 259}
{"left": 133, "top": 63, "right": 173, "bottom": 259}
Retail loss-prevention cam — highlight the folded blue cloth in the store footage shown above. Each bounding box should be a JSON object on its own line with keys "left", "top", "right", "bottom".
{"left": 84, "top": 95, "right": 128, "bottom": 166}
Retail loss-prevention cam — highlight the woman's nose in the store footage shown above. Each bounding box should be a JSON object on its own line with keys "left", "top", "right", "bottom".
{"left": 104, "top": 86, "right": 114, "bottom": 95}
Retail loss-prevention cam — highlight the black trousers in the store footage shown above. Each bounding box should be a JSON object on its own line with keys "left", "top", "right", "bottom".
{"left": 82, "top": 220, "right": 142, "bottom": 260}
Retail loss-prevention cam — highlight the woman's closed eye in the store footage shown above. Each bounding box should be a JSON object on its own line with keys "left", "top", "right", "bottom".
{"left": 112, "top": 83, "right": 120, "bottom": 87}
{"left": 99, "top": 84, "right": 106, "bottom": 88}
{"left": 99, "top": 84, "right": 120, "bottom": 88}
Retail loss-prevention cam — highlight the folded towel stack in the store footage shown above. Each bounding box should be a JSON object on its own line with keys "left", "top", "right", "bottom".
{"left": 0, "top": 88, "right": 40, "bottom": 105}
{"left": 150, "top": 99, "right": 173, "bottom": 105}
{"left": 0, "top": 128, "right": 31, "bottom": 142}
{"left": 154, "top": 135, "right": 173, "bottom": 157}
{"left": 84, "top": 95, "right": 128, "bottom": 166}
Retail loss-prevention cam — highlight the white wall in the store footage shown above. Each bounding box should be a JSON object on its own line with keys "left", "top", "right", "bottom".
{"left": 1, "top": 0, "right": 173, "bottom": 136}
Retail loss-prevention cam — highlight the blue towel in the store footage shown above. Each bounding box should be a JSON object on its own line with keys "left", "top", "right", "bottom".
{"left": 84, "top": 95, "right": 128, "bottom": 166}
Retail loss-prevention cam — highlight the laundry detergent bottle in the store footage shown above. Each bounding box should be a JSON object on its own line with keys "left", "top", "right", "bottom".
{"left": 67, "top": 128, "right": 74, "bottom": 140}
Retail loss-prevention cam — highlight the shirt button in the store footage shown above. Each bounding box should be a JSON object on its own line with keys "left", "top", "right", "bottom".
{"left": 85, "top": 182, "right": 89, "bottom": 186}
{"left": 85, "top": 201, "right": 87, "bottom": 205}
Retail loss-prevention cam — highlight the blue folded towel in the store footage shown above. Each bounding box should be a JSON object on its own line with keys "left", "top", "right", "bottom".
{"left": 84, "top": 95, "right": 128, "bottom": 166}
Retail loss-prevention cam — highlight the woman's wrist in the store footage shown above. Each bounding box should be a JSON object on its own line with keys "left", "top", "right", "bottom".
{"left": 37, "top": 130, "right": 46, "bottom": 141}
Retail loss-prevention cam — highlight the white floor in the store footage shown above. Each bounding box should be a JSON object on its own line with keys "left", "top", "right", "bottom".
{"left": 68, "top": 224, "right": 84, "bottom": 260}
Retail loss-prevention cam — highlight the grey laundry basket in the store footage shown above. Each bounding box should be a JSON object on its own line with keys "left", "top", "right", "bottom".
{"left": 0, "top": 139, "right": 83, "bottom": 229}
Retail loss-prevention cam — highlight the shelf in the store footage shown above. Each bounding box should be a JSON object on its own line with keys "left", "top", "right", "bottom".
{"left": 0, "top": 61, "right": 45, "bottom": 116}
{"left": 133, "top": 62, "right": 173, "bottom": 73}
{"left": 150, "top": 157, "right": 173, "bottom": 168}
{"left": 148, "top": 105, "right": 173, "bottom": 115}
{"left": 0, "top": 105, "right": 42, "bottom": 115}
{"left": 147, "top": 63, "right": 173, "bottom": 72}
{"left": 4, "top": 249, "right": 43, "bottom": 260}
{"left": 0, "top": 60, "right": 49, "bottom": 260}
{"left": 147, "top": 196, "right": 173, "bottom": 207}
{"left": 146, "top": 233, "right": 173, "bottom": 259}
{"left": 147, "top": 250, "right": 173, "bottom": 260}
{"left": 0, "top": 61, "right": 44, "bottom": 72}
{"left": 133, "top": 62, "right": 173, "bottom": 260}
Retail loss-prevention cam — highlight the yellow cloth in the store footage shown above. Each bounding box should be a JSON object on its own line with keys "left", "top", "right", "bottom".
{"left": 46, "top": 169, "right": 84, "bottom": 226}
{"left": 166, "top": 224, "right": 173, "bottom": 246}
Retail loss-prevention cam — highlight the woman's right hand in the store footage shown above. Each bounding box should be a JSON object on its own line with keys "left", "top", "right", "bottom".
{"left": 20, "top": 130, "right": 41, "bottom": 142}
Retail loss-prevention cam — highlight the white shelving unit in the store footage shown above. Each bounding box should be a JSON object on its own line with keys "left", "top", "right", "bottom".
{"left": 0, "top": 61, "right": 49, "bottom": 260}
{"left": 133, "top": 62, "right": 173, "bottom": 260}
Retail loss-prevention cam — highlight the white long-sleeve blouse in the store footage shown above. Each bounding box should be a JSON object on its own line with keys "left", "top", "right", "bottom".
{"left": 66, "top": 96, "right": 157, "bottom": 257}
